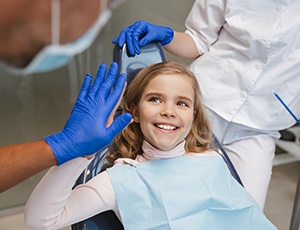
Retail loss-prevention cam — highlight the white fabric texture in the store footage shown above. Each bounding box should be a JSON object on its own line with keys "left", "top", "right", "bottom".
{"left": 209, "top": 109, "right": 277, "bottom": 209}
{"left": 222, "top": 135, "right": 276, "bottom": 210}
{"left": 185, "top": 0, "right": 300, "bottom": 131}
{"left": 184, "top": 0, "right": 300, "bottom": 209}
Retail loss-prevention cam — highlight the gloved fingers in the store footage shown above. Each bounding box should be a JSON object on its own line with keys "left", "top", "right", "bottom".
{"left": 132, "top": 36, "right": 141, "bottom": 55}
{"left": 106, "top": 75, "right": 127, "bottom": 127}
{"left": 113, "top": 21, "right": 152, "bottom": 55}
{"left": 77, "top": 74, "right": 93, "bottom": 101}
{"left": 137, "top": 24, "right": 160, "bottom": 47}
{"left": 107, "top": 113, "right": 132, "bottom": 136}
{"left": 117, "top": 33, "right": 126, "bottom": 48}
{"left": 110, "top": 72, "right": 126, "bottom": 101}
{"left": 98, "top": 62, "right": 120, "bottom": 100}
{"left": 131, "top": 21, "right": 148, "bottom": 40}
{"left": 112, "top": 35, "right": 120, "bottom": 45}
{"left": 114, "top": 26, "right": 132, "bottom": 48}
{"left": 89, "top": 63, "right": 107, "bottom": 97}
{"left": 139, "top": 34, "right": 153, "bottom": 47}
{"left": 130, "top": 21, "right": 152, "bottom": 52}
{"left": 125, "top": 33, "right": 139, "bottom": 56}
{"left": 104, "top": 73, "right": 126, "bottom": 113}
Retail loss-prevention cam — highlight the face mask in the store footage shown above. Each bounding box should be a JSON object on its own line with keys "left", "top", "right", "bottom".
{"left": 0, "top": 0, "right": 111, "bottom": 75}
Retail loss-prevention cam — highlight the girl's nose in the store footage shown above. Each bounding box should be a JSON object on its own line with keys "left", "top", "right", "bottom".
{"left": 160, "top": 104, "right": 176, "bottom": 117}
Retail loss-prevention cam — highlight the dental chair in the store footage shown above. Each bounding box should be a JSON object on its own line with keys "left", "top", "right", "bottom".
{"left": 71, "top": 42, "right": 243, "bottom": 230}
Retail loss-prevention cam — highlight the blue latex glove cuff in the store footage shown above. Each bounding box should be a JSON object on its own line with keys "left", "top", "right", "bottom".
{"left": 45, "top": 132, "right": 73, "bottom": 166}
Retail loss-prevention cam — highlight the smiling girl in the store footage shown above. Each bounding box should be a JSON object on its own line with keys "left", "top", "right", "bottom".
{"left": 102, "top": 61, "right": 212, "bottom": 169}
{"left": 25, "top": 61, "right": 276, "bottom": 230}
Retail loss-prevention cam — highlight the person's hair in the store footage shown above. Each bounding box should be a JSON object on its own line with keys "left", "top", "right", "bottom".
{"left": 102, "top": 61, "right": 212, "bottom": 170}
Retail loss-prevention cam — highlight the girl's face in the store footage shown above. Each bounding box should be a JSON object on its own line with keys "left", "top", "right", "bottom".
{"left": 132, "top": 73, "right": 195, "bottom": 151}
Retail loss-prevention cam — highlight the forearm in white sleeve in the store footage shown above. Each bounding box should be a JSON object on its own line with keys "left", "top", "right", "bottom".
{"left": 25, "top": 157, "right": 117, "bottom": 230}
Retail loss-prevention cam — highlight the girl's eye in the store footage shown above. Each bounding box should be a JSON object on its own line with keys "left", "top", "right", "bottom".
{"left": 149, "top": 97, "right": 161, "bottom": 103}
{"left": 177, "top": 101, "right": 189, "bottom": 107}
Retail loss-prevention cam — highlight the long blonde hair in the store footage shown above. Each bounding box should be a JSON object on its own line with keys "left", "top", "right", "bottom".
{"left": 103, "top": 61, "right": 212, "bottom": 169}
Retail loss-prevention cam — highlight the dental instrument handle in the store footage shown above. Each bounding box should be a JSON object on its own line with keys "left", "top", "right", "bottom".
{"left": 273, "top": 91, "right": 300, "bottom": 126}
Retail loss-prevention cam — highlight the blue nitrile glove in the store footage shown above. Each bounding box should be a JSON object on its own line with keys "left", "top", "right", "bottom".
{"left": 112, "top": 20, "right": 174, "bottom": 56}
{"left": 44, "top": 62, "right": 132, "bottom": 165}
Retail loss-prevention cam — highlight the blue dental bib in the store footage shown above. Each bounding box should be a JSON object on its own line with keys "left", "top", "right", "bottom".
{"left": 107, "top": 155, "right": 276, "bottom": 230}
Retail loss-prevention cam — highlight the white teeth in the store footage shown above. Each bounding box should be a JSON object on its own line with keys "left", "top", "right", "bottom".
{"left": 157, "top": 124, "right": 177, "bottom": 130}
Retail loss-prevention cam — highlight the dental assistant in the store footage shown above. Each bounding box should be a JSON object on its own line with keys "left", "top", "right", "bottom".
{"left": 0, "top": 63, "right": 132, "bottom": 193}
{"left": 113, "top": 0, "right": 300, "bottom": 209}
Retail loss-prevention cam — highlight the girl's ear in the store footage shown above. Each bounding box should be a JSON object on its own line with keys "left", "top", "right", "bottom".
{"left": 131, "top": 103, "right": 140, "bottom": 123}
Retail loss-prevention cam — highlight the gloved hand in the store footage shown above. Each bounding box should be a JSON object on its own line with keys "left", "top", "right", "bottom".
{"left": 112, "top": 20, "right": 174, "bottom": 56}
{"left": 45, "top": 62, "right": 132, "bottom": 165}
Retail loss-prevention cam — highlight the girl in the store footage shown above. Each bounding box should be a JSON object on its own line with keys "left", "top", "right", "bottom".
{"left": 25, "top": 61, "right": 276, "bottom": 229}
{"left": 113, "top": 0, "right": 300, "bottom": 209}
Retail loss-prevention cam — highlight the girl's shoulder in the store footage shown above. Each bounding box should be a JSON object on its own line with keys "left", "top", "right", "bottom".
{"left": 114, "top": 158, "right": 139, "bottom": 167}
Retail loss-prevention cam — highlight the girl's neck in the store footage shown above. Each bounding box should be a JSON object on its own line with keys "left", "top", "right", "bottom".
{"left": 137, "top": 140, "right": 186, "bottom": 162}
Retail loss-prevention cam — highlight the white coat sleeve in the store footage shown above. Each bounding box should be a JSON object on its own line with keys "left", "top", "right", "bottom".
{"left": 185, "top": 0, "right": 226, "bottom": 54}
{"left": 24, "top": 157, "right": 118, "bottom": 230}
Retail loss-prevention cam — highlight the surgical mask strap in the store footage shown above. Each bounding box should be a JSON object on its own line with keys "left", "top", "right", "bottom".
{"left": 51, "top": 0, "right": 60, "bottom": 45}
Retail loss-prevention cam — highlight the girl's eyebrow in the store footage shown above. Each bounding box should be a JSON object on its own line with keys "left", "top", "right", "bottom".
{"left": 177, "top": 96, "right": 193, "bottom": 104}
{"left": 145, "top": 92, "right": 193, "bottom": 103}
{"left": 144, "top": 92, "right": 163, "bottom": 98}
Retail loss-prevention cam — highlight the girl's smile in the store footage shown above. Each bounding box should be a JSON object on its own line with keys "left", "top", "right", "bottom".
{"left": 155, "top": 123, "right": 178, "bottom": 131}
